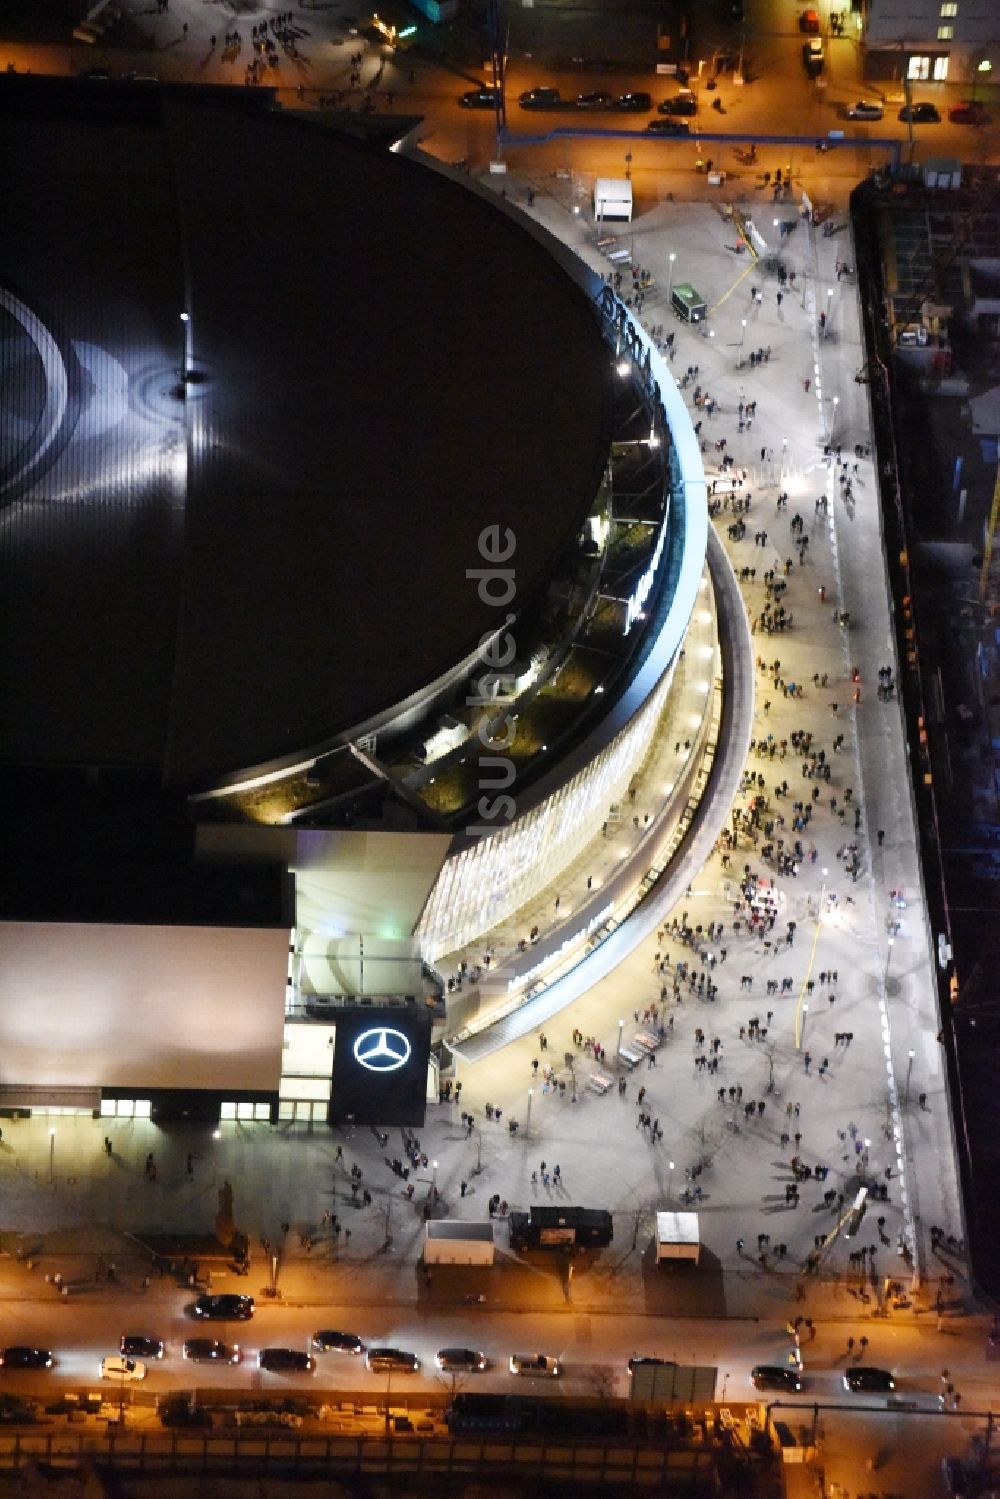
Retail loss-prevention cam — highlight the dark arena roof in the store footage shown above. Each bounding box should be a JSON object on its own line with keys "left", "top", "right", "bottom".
{"left": 0, "top": 77, "right": 613, "bottom": 787}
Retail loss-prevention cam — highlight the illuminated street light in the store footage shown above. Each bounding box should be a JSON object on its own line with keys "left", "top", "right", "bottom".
{"left": 831, "top": 394, "right": 839, "bottom": 444}
{"left": 905, "top": 1048, "right": 916, "bottom": 1105}
{"left": 738, "top": 318, "right": 747, "bottom": 365}
{"left": 667, "top": 252, "right": 676, "bottom": 302}
{"left": 526, "top": 1087, "right": 533, "bottom": 1139}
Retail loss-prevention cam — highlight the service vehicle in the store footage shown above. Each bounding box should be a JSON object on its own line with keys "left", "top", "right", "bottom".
{"left": 509, "top": 1206, "right": 613, "bottom": 1250}
{"left": 846, "top": 99, "right": 884, "bottom": 120}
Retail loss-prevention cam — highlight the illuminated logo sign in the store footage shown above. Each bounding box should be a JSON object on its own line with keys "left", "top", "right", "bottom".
{"left": 353, "top": 1027, "right": 411, "bottom": 1073}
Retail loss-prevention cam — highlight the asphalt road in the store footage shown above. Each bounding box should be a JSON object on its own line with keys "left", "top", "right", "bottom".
{"left": 0, "top": 1291, "right": 991, "bottom": 1407}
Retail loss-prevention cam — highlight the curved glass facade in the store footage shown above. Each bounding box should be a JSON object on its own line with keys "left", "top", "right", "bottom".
{"left": 417, "top": 287, "right": 709, "bottom": 964}
{"left": 418, "top": 659, "right": 677, "bottom": 961}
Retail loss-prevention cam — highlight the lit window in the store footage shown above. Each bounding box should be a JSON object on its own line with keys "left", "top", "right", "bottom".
{"left": 939, "top": 2, "right": 957, "bottom": 14}
{"left": 933, "top": 56, "right": 950, "bottom": 78}
{"left": 937, "top": 25, "right": 953, "bottom": 39}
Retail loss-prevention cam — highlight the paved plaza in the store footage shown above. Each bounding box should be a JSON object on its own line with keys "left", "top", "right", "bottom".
{"left": 0, "top": 178, "right": 966, "bottom": 1351}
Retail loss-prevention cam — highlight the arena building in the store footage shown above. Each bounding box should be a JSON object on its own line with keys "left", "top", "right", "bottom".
{"left": 0, "top": 75, "right": 735, "bottom": 1125}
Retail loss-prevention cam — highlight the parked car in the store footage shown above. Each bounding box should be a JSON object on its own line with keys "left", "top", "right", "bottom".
{"left": 802, "top": 38, "right": 825, "bottom": 75}
{"left": 0, "top": 1347, "right": 53, "bottom": 1369}
{"left": 898, "top": 102, "right": 940, "bottom": 122}
{"left": 100, "top": 1356, "right": 146, "bottom": 1381}
{"left": 258, "top": 1348, "right": 314, "bottom": 1374}
{"left": 182, "top": 1339, "right": 241, "bottom": 1364}
{"left": 949, "top": 101, "right": 985, "bottom": 124}
{"left": 659, "top": 89, "right": 697, "bottom": 116}
{"left": 313, "top": 1330, "right": 365, "bottom": 1355}
{"left": 510, "top": 1352, "right": 561, "bottom": 1377}
{"left": 120, "top": 1336, "right": 164, "bottom": 1360}
{"left": 628, "top": 1356, "right": 678, "bottom": 1373}
{"left": 843, "top": 1366, "right": 895, "bottom": 1392}
{"left": 435, "top": 1347, "right": 488, "bottom": 1372}
{"left": 518, "top": 87, "right": 562, "bottom": 110}
{"left": 846, "top": 99, "right": 884, "bottom": 120}
{"left": 192, "top": 1294, "right": 254, "bottom": 1321}
{"left": 750, "top": 1365, "right": 802, "bottom": 1392}
{"left": 616, "top": 92, "right": 652, "bottom": 112}
{"left": 366, "top": 1348, "right": 419, "bottom": 1373}
{"left": 459, "top": 86, "right": 500, "bottom": 109}
{"left": 575, "top": 91, "right": 614, "bottom": 109}
{"left": 799, "top": 9, "right": 821, "bottom": 32}
{"left": 646, "top": 120, "right": 691, "bottom": 136}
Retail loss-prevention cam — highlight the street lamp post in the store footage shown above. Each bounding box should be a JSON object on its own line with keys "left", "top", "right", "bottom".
{"left": 48, "top": 1128, "right": 55, "bottom": 1186}
{"left": 526, "top": 1087, "right": 533, "bottom": 1139}
{"left": 825, "top": 287, "right": 834, "bottom": 336}
{"left": 618, "top": 1018, "right": 625, "bottom": 1058}
{"left": 904, "top": 1048, "right": 915, "bottom": 1106}
{"left": 667, "top": 252, "right": 676, "bottom": 303}
{"left": 885, "top": 935, "right": 895, "bottom": 988}
{"left": 668, "top": 1159, "right": 675, "bottom": 1202}
{"left": 431, "top": 1159, "right": 438, "bottom": 1193}
{"left": 738, "top": 317, "right": 747, "bottom": 366}
{"left": 831, "top": 395, "right": 839, "bottom": 445}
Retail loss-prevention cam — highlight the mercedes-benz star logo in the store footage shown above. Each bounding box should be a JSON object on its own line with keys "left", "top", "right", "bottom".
{"left": 353, "top": 1026, "right": 411, "bottom": 1074}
